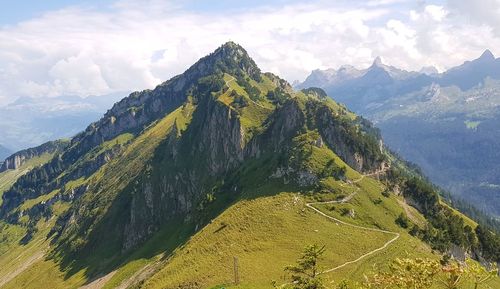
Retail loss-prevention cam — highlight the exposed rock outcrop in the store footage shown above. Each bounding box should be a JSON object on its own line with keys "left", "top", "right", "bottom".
{"left": 0, "top": 140, "right": 68, "bottom": 172}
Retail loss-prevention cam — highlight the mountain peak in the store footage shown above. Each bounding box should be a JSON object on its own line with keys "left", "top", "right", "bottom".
{"left": 479, "top": 49, "right": 495, "bottom": 61}
{"left": 216, "top": 41, "right": 247, "bottom": 56}
{"left": 419, "top": 66, "right": 439, "bottom": 75}
{"left": 372, "top": 56, "right": 383, "bottom": 67}
{"left": 189, "top": 41, "right": 261, "bottom": 81}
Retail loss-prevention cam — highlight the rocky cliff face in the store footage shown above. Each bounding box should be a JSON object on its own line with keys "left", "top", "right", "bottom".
{"left": 313, "top": 102, "right": 384, "bottom": 172}
{"left": 116, "top": 88, "right": 387, "bottom": 251}
{"left": 0, "top": 140, "right": 68, "bottom": 172}
{"left": 120, "top": 95, "right": 248, "bottom": 250}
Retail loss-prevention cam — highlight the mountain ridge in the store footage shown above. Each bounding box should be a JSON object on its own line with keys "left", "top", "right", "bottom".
{"left": 1, "top": 42, "right": 500, "bottom": 289}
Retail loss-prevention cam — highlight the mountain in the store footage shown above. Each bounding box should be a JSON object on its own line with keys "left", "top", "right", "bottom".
{"left": 0, "top": 92, "right": 125, "bottom": 151}
{"left": 420, "top": 66, "right": 439, "bottom": 75}
{"left": 297, "top": 57, "right": 418, "bottom": 91}
{"left": 440, "top": 49, "right": 500, "bottom": 90}
{"left": 299, "top": 49, "right": 500, "bottom": 217}
{"left": 0, "top": 144, "right": 11, "bottom": 161}
{"left": 0, "top": 42, "right": 499, "bottom": 288}
{"left": 297, "top": 65, "right": 364, "bottom": 89}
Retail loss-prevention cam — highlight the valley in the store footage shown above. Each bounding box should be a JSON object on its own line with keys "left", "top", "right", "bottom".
{"left": 299, "top": 51, "right": 500, "bottom": 218}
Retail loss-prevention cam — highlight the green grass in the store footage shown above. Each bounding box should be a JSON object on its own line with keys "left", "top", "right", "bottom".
{"left": 0, "top": 102, "right": 198, "bottom": 289}
{"left": 0, "top": 153, "right": 55, "bottom": 205}
{"left": 136, "top": 156, "right": 496, "bottom": 289}
{"left": 315, "top": 177, "right": 403, "bottom": 230}
{"left": 220, "top": 73, "right": 274, "bottom": 141}
{"left": 137, "top": 165, "right": 432, "bottom": 289}
{"left": 140, "top": 193, "right": 394, "bottom": 289}
{"left": 0, "top": 200, "right": 83, "bottom": 288}
{"left": 1, "top": 256, "right": 86, "bottom": 289}
{"left": 96, "top": 133, "right": 134, "bottom": 155}
{"left": 19, "top": 189, "right": 60, "bottom": 211}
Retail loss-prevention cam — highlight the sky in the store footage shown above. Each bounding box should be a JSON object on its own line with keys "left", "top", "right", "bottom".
{"left": 0, "top": 0, "right": 499, "bottom": 105}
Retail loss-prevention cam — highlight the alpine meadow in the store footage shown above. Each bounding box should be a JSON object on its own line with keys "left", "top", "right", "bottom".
{"left": 2, "top": 1, "right": 500, "bottom": 289}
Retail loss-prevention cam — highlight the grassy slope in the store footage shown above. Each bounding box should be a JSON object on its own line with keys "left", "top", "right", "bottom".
{"left": 127, "top": 147, "right": 427, "bottom": 288}
{"left": 138, "top": 175, "right": 500, "bottom": 289}
{"left": 0, "top": 103, "right": 196, "bottom": 289}
{"left": 101, "top": 103, "right": 500, "bottom": 289}
{"left": 140, "top": 194, "right": 392, "bottom": 289}
{"left": 0, "top": 151, "right": 63, "bottom": 285}
{"left": 0, "top": 153, "right": 54, "bottom": 205}
{"left": 117, "top": 133, "right": 500, "bottom": 288}
{"left": 0, "top": 201, "right": 80, "bottom": 289}
{"left": 219, "top": 73, "right": 275, "bottom": 142}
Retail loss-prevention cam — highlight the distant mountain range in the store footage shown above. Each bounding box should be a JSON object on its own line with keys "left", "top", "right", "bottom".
{"left": 298, "top": 49, "right": 500, "bottom": 217}
{"left": 0, "top": 92, "right": 126, "bottom": 151}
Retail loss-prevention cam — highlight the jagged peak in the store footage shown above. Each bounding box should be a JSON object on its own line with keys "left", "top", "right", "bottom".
{"left": 213, "top": 41, "right": 248, "bottom": 58}
{"left": 185, "top": 41, "right": 262, "bottom": 81}
{"left": 478, "top": 49, "right": 495, "bottom": 61}
{"left": 219, "top": 41, "right": 244, "bottom": 51}
{"left": 372, "top": 56, "right": 383, "bottom": 67}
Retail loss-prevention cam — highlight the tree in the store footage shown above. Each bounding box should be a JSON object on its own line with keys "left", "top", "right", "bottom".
{"left": 282, "top": 244, "right": 327, "bottom": 289}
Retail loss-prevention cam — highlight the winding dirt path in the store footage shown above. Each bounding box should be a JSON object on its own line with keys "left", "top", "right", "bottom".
{"left": 306, "top": 170, "right": 400, "bottom": 274}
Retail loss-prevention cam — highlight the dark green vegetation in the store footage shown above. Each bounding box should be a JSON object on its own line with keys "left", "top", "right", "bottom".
{"left": 0, "top": 42, "right": 499, "bottom": 288}
{"left": 299, "top": 50, "right": 500, "bottom": 217}
{"left": 277, "top": 244, "right": 327, "bottom": 289}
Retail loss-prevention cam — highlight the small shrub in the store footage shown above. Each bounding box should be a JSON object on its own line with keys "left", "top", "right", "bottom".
{"left": 340, "top": 208, "right": 350, "bottom": 216}
{"left": 409, "top": 225, "right": 420, "bottom": 237}
{"left": 395, "top": 213, "right": 410, "bottom": 228}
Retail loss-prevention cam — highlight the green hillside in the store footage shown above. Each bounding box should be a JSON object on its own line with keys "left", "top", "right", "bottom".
{"left": 0, "top": 42, "right": 499, "bottom": 289}
{"left": 0, "top": 152, "right": 56, "bottom": 205}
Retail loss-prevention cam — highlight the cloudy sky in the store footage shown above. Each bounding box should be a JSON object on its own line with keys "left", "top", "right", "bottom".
{"left": 0, "top": 0, "right": 499, "bottom": 105}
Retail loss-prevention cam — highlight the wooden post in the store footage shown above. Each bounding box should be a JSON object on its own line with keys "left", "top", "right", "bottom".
{"left": 233, "top": 256, "right": 239, "bottom": 285}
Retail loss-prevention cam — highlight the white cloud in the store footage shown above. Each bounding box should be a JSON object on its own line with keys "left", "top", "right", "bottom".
{"left": 0, "top": 0, "right": 499, "bottom": 105}
{"left": 425, "top": 5, "right": 448, "bottom": 21}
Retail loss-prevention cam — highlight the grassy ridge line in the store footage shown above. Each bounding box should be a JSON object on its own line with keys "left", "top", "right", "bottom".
{"left": 224, "top": 75, "right": 267, "bottom": 109}
{"left": 306, "top": 169, "right": 400, "bottom": 274}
